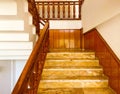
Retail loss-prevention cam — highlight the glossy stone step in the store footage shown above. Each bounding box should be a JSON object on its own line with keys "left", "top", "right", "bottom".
{"left": 38, "top": 88, "right": 116, "bottom": 94}
{"left": 38, "top": 88, "right": 84, "bottom": 94}
{"left": 49, "top": 48, "right": 91, "bottom": 52}
{"left": 42, "top": 67, "right": 103, "bottom": 78}
{"left": 39, "top": 76, "right": 108, "bottom": 88}
{"left": 46, "top": 52, "right": 95, "bottom": 59}
{"left": 83, "top": 88, "right": 116, "bottom": 94}
{"left": 44, "top": 59, "right": 100, "bottom": 68}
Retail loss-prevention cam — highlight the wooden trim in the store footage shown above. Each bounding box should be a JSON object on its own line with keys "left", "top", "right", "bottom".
{"left": 28, "top": 0, "right": 40, "bottom": 34}
{"left": 95, "top": 30, "right": 120, "bottom": 64}
{"left": 84, "top": 28, "right": 120, "bottom": 93}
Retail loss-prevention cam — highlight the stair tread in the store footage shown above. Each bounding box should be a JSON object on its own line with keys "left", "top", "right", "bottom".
{"left": 44, "top": 66, "right": 102, "bottom": 69}
{"left": 46, "top": 58, "right": 97, "bottom": 60}
{"left": 38, "top": 88, "right": 115, "bottom": 94}
{"left": 41, "top": 76, "right": 108, "bottom": 80}
{"left": 38, "top": 50, "right": 115, "bottom": 93}
{"left": 44, "top": 59, "right": 100, "bottom": 67}
{"left": 49, "top": 49, "right": 93, "bottom": 52}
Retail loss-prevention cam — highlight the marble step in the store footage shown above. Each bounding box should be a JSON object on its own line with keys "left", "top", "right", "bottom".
{"left": 39, "top": 76, "right": 108, "bottom": 88}
{"left": 44, "top": 59, "right": 100, "bottom": 68}
{"left": 38, "top": 87, "right": 116, "bottom": 94}
{"left": 42, "top": 67, "right": 103, "bottom": 78}
{"left": 46, "top": 52, "right": 95, "bottom": 59}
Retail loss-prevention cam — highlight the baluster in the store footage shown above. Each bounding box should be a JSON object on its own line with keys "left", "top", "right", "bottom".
{"left": 52, "top": 2, "right": 55, "bottom": 18}
{"left": 58, "top": 2, "right": 60, "bottom": 18}
{"left": 73, "top": 2, "right": 75, "bottom": 19}
{"left": 42, "top": 2, "right": 44, "bottom": 18}
{"left": 36, "top": 3, "right": 40, "bottom": 16}
{"left": 79, "top": 0, "right": 81, "bottom": 19}
{"left": 68, "top": 2, "right": 70, "bottom": 18}
{"left": 63, "top": 2, "right": 65, "bottom": 18}
{"left": 47, "top": 2, "right": 50, "bottom": 19}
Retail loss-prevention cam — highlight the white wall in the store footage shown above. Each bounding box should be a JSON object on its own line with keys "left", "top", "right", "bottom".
{"left": 12, "top": 60, "right": 26, "bottom": 89}
{"left": 0, "top": 0, "right": 17, "bottom": 15}
{"left": 0, "top": 61, "right": 11, "bottom": 94}
{"left": 0, "top": 60, "right": 26, "bottom": 94}
{"left": 40, "top": 20, "right": 82, "bottom": 29}
{"left": 82, "top": 0, "right": 120, "bottom": 32}
{"left": 96, "top": 13, "right": 120, "bottom": 59}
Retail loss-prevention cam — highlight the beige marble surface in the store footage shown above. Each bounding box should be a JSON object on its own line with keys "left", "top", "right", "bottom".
{"left": 45, "top": 59, "right": 100, "bottom": 68}
{"left": 39, "top": 76, "right": 108, "bottom": 88}
{"left": 47, "top": 52, "right": 95, "bottom": 59}
{"left": 38, "top": 88, "right": 116, "bottom": 94}
{"left": 42, "top": 67, "right": 103, "bottom": 79}
{"left": 37, "top": 51, "right": 116, "bottom": 94}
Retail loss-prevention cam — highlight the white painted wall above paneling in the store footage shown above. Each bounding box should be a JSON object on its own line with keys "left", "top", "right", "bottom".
{"left": 0, "top": 1, "right": 17, "bottom": 15}
{"left": 40, "top": 20, "right": 82, "bottom": 29}
{"left": 97, "top": 13, "right": 120, "bottom": 60}
{"left": 82, "top": 0, "right": 120, "bottom": 33}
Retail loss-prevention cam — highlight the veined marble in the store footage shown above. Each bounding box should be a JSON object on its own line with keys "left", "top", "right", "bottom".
{"left": 42, "top": 67, "right": 103, "bottom": 78}
{"left": 45, "top": 59, "right": 100, "bottom": 68}
{"left": 39, "top": 76, "right": 108, "bottom": 88}
{"left": 37, "top": 50, "right": 116, "bottom": 94}
{"left": 46, "top": 52, "right": 95, "bottom": 59}
{"left": 38, "top": 88, "right": 116, "bottom": 94}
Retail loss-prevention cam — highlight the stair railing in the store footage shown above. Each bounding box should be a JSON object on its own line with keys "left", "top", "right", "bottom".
{"left": 36, "top": 0, "right": 83, "bottom": 20}
{"left": 12, "top": 21, "right": 49, "bottom": 94}
{"left": 27, "top": 0, "right": 40, "bottom": 35}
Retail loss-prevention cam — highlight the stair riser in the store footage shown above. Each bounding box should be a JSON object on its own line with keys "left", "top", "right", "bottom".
{"left": 0, "top": 55, "right": 30, "bottom": 60}
{"left": 42, "top": 69, "right": 103, "bottom": 78}
{"left": 0, "top": 50, "right": 31, "bottom": 56}
{"left": 0, "top": 33, "right": 29, "bottom": 41}
{"left": 0, "top": 42, "right": 32, "bottom": 50}
{"left": 47, "top": 53, "right": 95, "bottom": 59}
{"left": 38, "top": 88, "right": 115, "bottom": 94}
{"left": 0, "top": 20, "right": 24, "bottom": 31}
{"left": 39, "top": 80, "right": 108, "bottom": 88}
{"left": 45, "top": 60, "right": 99, "bottom": 67}
{"left": 0, "top": 1, "right": 17, "bottom": 15}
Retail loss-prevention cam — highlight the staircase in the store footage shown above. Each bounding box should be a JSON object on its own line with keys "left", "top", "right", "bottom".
{"left": 37, "top": 49, "right": 116, "bottom": 94}
{"left": 0, "top": 0, "right": 35, "bottom": 60}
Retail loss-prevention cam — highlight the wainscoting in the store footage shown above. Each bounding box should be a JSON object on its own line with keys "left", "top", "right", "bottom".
{"left": 49, "top": 29, "right": 82, "bottom": 49}
{"left": 84, "top": 29, "right": 120, "bottom": 94}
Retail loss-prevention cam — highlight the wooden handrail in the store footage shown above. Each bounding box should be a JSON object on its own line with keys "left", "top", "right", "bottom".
{"left": 36, "top": 0, "right": 83, "bottom": 20}
{"left": 28, "top": 0, "right": 40, "bottom": 34}
{"left": 12, "top": 22, "right": 49, "bottom": 94}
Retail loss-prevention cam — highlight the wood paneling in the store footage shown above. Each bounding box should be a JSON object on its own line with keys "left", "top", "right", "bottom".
{"left": 84, "top": 29, "right": 120, "bottom": 94}
{"left": 49, "top": 29, "right": 82, "bottom": 49}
